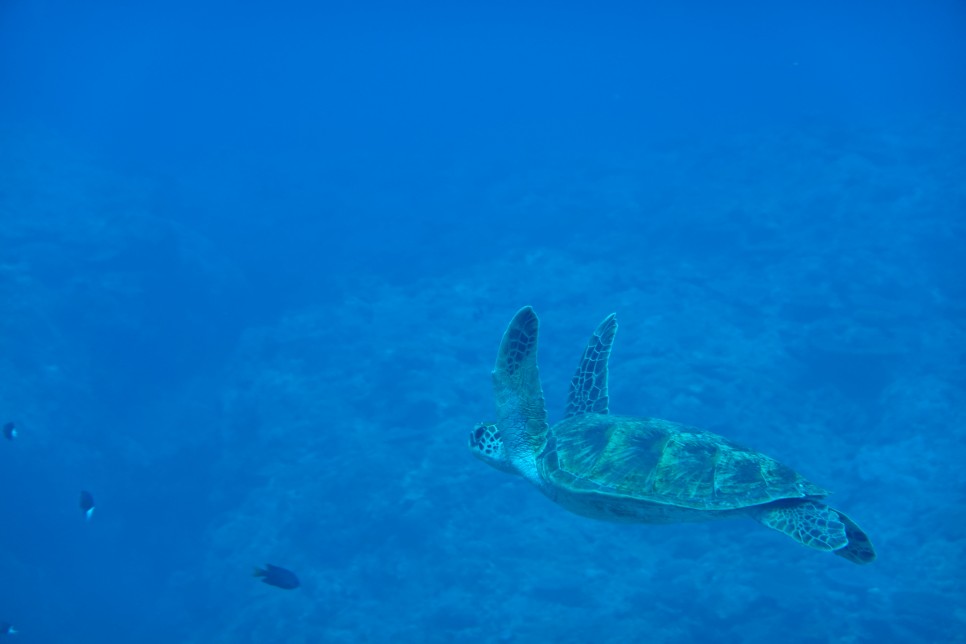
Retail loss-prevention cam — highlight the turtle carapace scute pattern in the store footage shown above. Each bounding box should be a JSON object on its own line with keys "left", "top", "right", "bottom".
{"left": 469, "top": 306, "right": 875, "bottom": 565}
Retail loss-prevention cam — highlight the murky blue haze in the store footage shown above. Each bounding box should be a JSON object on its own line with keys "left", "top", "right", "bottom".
{"left": 1, "top": 1, "right": 964, "bottom": 642}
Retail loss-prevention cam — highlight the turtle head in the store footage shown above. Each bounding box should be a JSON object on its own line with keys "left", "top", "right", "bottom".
{"left": 469, "top": 423, "right": 517, "bottom": 475}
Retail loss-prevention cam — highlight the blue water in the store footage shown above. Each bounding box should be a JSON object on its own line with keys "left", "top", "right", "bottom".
{"left": 1, "top": 2, "right": 964, "bottom": 642}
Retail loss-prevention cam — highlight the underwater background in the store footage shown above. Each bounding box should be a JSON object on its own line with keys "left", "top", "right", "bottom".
{"left": 1, "top": 1, "right": 964, "bottom": 642}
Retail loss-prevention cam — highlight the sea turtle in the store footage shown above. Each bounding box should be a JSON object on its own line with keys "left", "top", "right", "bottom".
{"left": 469, "top": 306, "right": 875, "bottom": 564}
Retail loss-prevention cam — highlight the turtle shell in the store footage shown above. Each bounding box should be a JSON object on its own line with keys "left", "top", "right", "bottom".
{"left": 540, "top": 414, "right": 828, "bottom": 510}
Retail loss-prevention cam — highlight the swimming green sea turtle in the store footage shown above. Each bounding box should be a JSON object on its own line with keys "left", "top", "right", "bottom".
{"left": 469, "top": 307, "right": 875, "bottom": 564}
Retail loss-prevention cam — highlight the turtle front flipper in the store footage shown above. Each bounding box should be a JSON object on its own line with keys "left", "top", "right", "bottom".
{"left": 566, "top": 313, "right": 618, "bottom": 418}
{"left": 492, "top": 306, "right": 549, "bottom": 482}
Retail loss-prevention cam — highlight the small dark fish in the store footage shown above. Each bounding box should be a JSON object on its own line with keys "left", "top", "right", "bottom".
{"left": 0, "top": 620, "right": 15, "bottom": 635}
{"left": 2, "top": 422, "right": 15, "bottom": 440}
{"left": 254, "top": 564, "right": 300, "bottom": 590}
{"left": 79, "top": 490, "right": 95, "bottom": 520}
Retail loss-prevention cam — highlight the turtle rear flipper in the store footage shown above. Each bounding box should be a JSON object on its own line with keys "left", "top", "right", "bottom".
{"left": 754, "top": 500, "right": 876, "bottom": 564}
{"left": 832, "top": 511, "right": 876, "bottom": 564}
{"left": 753, "top": 500, "right": 849, "bottom": 553}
